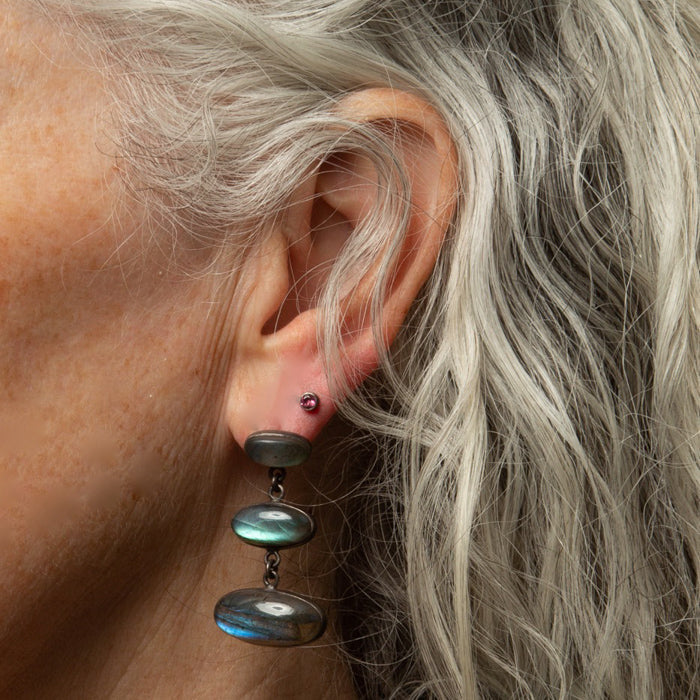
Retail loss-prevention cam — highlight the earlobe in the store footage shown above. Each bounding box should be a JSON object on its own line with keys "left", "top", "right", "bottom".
{"left": 225, "top": 88, "right": 458, "bottom": 449}
{"left": 226, "top": 312, "right": 334, "bottom": 448}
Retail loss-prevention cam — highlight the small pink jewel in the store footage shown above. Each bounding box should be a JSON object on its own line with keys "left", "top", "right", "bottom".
{"left": 300, "top": 392, "right": 320, "bottom": 412}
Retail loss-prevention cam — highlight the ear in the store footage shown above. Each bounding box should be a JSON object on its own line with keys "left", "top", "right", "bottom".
{"left": 225, "top": 88, "right": 458, "bottom": 448}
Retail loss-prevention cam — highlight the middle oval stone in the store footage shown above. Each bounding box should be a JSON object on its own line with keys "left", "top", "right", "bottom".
{"left": 232, "top": 503, "right": 315, "bottom": 548}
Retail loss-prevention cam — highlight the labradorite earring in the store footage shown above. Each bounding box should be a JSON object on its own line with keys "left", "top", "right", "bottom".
{"left": 214, "top": 395, "right": 326, "bottom": 646}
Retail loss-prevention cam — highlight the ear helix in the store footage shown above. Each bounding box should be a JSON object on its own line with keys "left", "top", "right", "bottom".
{"left": 214, "top": 392, "right": 326, "bottom": 646}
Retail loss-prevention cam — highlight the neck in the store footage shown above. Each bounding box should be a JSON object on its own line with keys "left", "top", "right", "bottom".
{"left": 3, "top": 444, "right": 356, "bottom": 698}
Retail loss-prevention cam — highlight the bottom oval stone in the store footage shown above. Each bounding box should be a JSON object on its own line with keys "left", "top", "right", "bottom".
{"left": 214, "top": 588, "right": 326, "bottom": 646}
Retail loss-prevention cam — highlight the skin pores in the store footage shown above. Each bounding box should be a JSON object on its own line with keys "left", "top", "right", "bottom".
{"left": 0, "top": 2, "right": 239, "bottom": 684}
{"left": 0, "top": 6, "right": 355, "bottom": 697}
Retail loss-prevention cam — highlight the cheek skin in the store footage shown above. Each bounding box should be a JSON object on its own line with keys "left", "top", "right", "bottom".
{"left": 0, "top": 15, "right": 145, "bottom": 508}
{"left": 0, "top": 4, "right": 206, "bottom": 511}
{"left": 0, "top": 4, "right": 234, "bottom": 679}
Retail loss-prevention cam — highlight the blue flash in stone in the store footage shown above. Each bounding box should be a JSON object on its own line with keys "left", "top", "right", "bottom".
{"left": 214, "top": 588, "right": 326, "bottom": 646}
{"left": 232, "top": 503, "right": 315, "bottom": 548}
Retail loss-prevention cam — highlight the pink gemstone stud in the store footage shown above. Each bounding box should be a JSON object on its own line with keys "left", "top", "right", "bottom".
{"left": 299, "top": 392, "right": 320, "bottom": 412}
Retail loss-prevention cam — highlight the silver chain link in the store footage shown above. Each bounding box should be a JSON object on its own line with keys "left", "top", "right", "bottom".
{"left": 268, "top": 467, "right": 286, "bottom": 502}
{"left": 263, "top": 549, "right": 281, "bottom": 588}
{"left": 262, "top": 468, "right": 287, "bottom": 587}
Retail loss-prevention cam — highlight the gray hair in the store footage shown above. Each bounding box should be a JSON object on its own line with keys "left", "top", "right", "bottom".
{"left": 41, "top": 1, "right": 698, "bottom": 697}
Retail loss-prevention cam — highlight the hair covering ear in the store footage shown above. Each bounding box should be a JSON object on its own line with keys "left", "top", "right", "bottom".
{"left": 225, "top": 88, "right": 457, "bottom": 446}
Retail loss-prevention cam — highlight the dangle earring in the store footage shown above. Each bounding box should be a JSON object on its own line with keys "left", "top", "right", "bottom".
{"left": 214, "top": 393, "right": 326, "bottom": 646}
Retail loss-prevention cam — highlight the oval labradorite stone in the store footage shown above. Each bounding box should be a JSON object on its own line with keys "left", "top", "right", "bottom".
{"left": 214, "top": 588, "right": 326, "bottom": 646}
{"left": 232, "top": 503, "right": 315, "bottom": 548}
{"left": 244, "top": 431, "right": 311, "bottom": 467}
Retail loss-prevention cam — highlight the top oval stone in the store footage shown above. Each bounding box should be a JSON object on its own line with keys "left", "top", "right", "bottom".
{"left": 244, "top": 431, "right": 312, "bottom": 467}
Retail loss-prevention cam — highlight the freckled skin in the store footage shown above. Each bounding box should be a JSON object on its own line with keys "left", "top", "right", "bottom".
{"left": 0, "top": 7, "right": 210, "bottom": 530}
{"left": 0, "top": 4, "right": 353, "bottom": 698}
{"left": 0, "top": 2, "right": 227, "bottom": 680}
{"left": 0, "top": 0, "right": 228, "bottom": 692}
